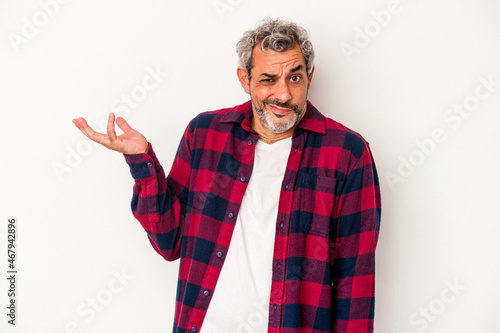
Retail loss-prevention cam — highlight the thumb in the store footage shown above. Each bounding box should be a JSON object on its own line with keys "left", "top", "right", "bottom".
{"left": 116, "top": 116, "right": 132, "bottom": 132}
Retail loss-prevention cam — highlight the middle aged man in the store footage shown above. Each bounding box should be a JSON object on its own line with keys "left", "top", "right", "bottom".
{"left": 73, "top": 18, "right": 381, "bottom": 333}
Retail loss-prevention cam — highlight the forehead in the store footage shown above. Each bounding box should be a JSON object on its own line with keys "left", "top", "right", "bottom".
{"left": 251, "top": 43, "right": 306, "bottom": 73}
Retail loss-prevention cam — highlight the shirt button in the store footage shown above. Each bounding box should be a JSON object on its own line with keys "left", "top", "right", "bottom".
{"left": 285, "top": 184, "right": 289, "bottom": 190}
{"left": 191, "top": 327, "right": 197, "bottom": 332}
{"left": 247, "top": 140, "right": 253, "bottom": 146}
{"left": 240, "top": 176, "right": 247, "bottom": 182}
{"left": 146, "top": 161, "right": 153, "bottom": 168}
{"left": 277, "top": 262, "right": 281, "bottom": 268}
{"left": 203, "top": 290, "right": 210, "bottom": 296}
{"left": 273, "top": 304, "right": 277, "bottom": 310}
{"left": 294, "top": 149, "right": 298, "bottom": 154}
{"left": 217, "top": 251, "right": 223, "bottom": 258}
{"left": 280, "top": 223, "right": 284, "bottom": 228}
{"left": 228, "top": 212, "right": 234, "bottom": 219}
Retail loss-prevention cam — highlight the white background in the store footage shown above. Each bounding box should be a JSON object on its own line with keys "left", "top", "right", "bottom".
{"left": 1, "top": 0, "right": 500, "bottom": 332}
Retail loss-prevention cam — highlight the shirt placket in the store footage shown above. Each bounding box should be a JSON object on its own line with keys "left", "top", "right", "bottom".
{"left": 268, "top": 131, "right": 307, "bottom": 331}
{"left": 187, "top": 131, "right": 259, "bottom": 332}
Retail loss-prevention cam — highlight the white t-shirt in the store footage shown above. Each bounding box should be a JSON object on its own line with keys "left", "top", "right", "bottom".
{"left": 202, "top": 137, "right": 292, "bottom": 332}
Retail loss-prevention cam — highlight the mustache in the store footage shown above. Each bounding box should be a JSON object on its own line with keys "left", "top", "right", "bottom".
{"left": 262, "top": 100, "right": 299, "bottom": 113}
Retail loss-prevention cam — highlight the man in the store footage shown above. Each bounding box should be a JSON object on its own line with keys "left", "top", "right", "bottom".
{"left": 73, "top": 18, "right": 381, "bottom": 333}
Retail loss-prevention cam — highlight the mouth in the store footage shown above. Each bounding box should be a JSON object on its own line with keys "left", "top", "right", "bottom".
{"left": 268, "top": 104, "right": 292, "bottom": 117}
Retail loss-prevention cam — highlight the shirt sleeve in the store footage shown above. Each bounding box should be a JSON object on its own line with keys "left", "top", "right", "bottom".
{"left": 332, "top": 143, "right": 381, "bottom": 332}
{"left": 123, "top": 127, "right": 192, "bottom": 261}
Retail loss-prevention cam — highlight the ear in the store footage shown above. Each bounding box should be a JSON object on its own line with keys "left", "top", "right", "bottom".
{"left": 237, "top": 67, "right": 250, "bottom": 94}
{"left": 307, "top": 65, "right": 315, "bottom": 90}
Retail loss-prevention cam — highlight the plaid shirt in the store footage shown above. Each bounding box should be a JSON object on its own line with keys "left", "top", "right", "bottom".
{"left": 124, "top": 101, "right": 381, "bottom": 333}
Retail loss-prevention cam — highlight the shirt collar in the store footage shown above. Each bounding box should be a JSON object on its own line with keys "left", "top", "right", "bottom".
{"left": 220, "top": 100, "right": 326, "bottom": 135}
{"left": 296, "top": 101, "right": 326, "bottom": 135}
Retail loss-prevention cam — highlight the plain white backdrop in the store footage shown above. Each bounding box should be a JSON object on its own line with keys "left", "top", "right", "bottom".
{"left": 1, "top": 0, "right": 500, "bottom": 332}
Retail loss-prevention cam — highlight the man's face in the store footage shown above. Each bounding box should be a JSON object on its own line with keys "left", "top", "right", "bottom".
{"left": 237, "top": 42, "right": 314, "bottom": 136}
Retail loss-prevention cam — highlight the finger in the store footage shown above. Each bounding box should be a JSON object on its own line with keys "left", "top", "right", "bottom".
{"left": 72, "top": 117, "right": 87, "bottom": 129}
{"left": 107, "top": 113, "right": 117, "bottom": 141}
{"left": 72, "top": 117, "right": 93, "bottom": 135}
{"left": 72, "top": 117, "right": 92, "bottom": 131}
{"left": 73, "top": 117, "right": 108, "bottom": 144}
{"left": 115, "top": 116, "right": 132, "bottom": 132}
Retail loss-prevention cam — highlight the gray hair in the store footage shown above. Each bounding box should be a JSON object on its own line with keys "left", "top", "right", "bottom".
{"left": 236, "top": 18, "right": 315, "bottom": 78}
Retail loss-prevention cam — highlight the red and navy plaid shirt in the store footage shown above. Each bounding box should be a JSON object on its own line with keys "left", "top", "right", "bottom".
{"left": 124, "top": 100, "right": 381, "bottom": 333}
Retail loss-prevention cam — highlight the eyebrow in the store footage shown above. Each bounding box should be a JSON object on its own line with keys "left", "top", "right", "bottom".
{"left": 260, "top": 65, "right": 304, "bottom": 78}
{"left": 261, "top": 73, "right": 278, "bottom": 78}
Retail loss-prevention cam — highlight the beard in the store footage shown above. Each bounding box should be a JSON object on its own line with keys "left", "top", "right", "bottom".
{"left": 252, "top": 98, "right": 307, "bottom": 134}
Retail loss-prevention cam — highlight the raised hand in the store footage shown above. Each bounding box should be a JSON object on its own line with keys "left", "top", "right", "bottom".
{"left": 72, "top": 113, "right": 149, "bottom": 155}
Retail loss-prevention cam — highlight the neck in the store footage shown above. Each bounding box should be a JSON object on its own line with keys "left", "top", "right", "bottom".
{"left": 257, "top": 131, "right": 292, "bottom": 144}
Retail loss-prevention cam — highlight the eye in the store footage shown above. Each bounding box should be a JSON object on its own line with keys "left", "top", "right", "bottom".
{"left": 260, "top": 78, "right": 273, "bottom": 83}
{"left": 290, "top": 75, "right": 302, "bottom": 82}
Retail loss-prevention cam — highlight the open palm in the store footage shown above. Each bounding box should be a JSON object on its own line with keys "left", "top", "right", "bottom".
{"left": 72, "top": 113, "right": 148, "bottom": 155}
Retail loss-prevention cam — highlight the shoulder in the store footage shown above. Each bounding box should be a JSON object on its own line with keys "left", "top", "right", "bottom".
{"left": 323, "top": 116, "right": 368, "bottom": 160}
{"left": 188, "top": 110, "right": 218, "bottom": 132}
{"left": 187, "top": 101, "right": 251, "bottom": 133}
{"left": 306, "top": 102, "right": 369, "bottom": 160}
{"left": 314, "top": 111, "right": 376, "bottom": 179}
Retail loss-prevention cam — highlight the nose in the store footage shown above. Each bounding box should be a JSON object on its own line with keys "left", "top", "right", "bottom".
{"left": 273, "top": 78, "right": 292, "bottom": 103}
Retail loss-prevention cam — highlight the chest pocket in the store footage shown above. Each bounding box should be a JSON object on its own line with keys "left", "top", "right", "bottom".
{"left": 292, "top": 173, "right": 340, "bottom": 237}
